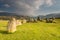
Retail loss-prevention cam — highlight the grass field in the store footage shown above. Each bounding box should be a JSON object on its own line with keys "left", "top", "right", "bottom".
{"left": 0, "top": 19, "right": 60, "bottom": 40}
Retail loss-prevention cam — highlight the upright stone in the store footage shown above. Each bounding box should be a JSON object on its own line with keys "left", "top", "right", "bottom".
{"left": 22, "top": 19, "right": 27, "bottom": 23}
{"left": 16, "top": 20, "right": 22, "bottom": 26}
{"left": 7, "top": 17, "right": 16, "bottom": 33}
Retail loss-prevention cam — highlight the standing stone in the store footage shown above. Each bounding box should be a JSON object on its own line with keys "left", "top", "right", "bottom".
{"left": 37, "top": 17, "right": 40, "bottom": 21}
{"left": 49, "top": 18, "right": 53, "bottom": 23}
{"left": 22, "top": 19, "right": 27, "bottom": 23}
{"left": 16, "top": 20, "right": 22, "bottom": 26}
{"left": 7, "top": 17, "right": 16, "bottom": 33}
{"left": 34, "top": 18, "right": 37, "bottom": 22}
{"left": 46, "top": 18, "right": 49, "bottom": 23}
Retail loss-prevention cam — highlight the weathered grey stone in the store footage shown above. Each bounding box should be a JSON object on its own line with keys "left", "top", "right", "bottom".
{"left": 7, "top": 17, "right": 16, "bottom": 33}
{"left": 46, "top": 17, "right": 55, "bottom": 23}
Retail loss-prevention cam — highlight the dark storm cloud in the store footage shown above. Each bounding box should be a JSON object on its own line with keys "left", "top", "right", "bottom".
{"left": 0, "top": 0, "right": 55, "bottom": 16}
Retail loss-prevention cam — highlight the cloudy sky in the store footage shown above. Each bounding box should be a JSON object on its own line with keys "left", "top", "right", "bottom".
{"left": 0, "top": 0, "right": 60, "bottom": 16}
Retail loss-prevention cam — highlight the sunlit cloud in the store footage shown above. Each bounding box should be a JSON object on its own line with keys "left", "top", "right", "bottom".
{"left": 45, "top": 0, "right": 56, "bottom": 6}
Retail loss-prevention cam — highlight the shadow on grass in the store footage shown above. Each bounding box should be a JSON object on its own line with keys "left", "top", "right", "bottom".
{"left": 0, "top": 30, "right": 8, "bottom": 34}
{"left": 0, "top": 30, "right": 16, "bottom": 34}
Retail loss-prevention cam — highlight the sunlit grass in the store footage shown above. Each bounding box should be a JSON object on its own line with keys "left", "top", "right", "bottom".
{"left": 0, "top": 19, "right": 60, "bottom": 40}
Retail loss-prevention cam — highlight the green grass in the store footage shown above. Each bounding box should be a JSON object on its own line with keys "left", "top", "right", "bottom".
{"left": 0, "top": 19, "right": 60, "bottom": 40}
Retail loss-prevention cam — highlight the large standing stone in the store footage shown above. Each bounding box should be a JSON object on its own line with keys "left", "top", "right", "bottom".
{"left": 7, "top": 17, "right": 16, "bottom": 33}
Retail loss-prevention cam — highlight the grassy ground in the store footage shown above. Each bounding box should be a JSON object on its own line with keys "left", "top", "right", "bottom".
{"left": 0, "top": 19, "right": 60, "bottom": 40}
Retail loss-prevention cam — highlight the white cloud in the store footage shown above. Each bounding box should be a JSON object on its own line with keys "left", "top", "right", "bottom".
{"left": 45, "top": 0, "right": 55, "bottom": 6}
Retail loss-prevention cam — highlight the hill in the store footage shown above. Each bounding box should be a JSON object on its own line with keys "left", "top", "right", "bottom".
{"left": 46, "top": 13, "right": 60, "bottom": 18}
